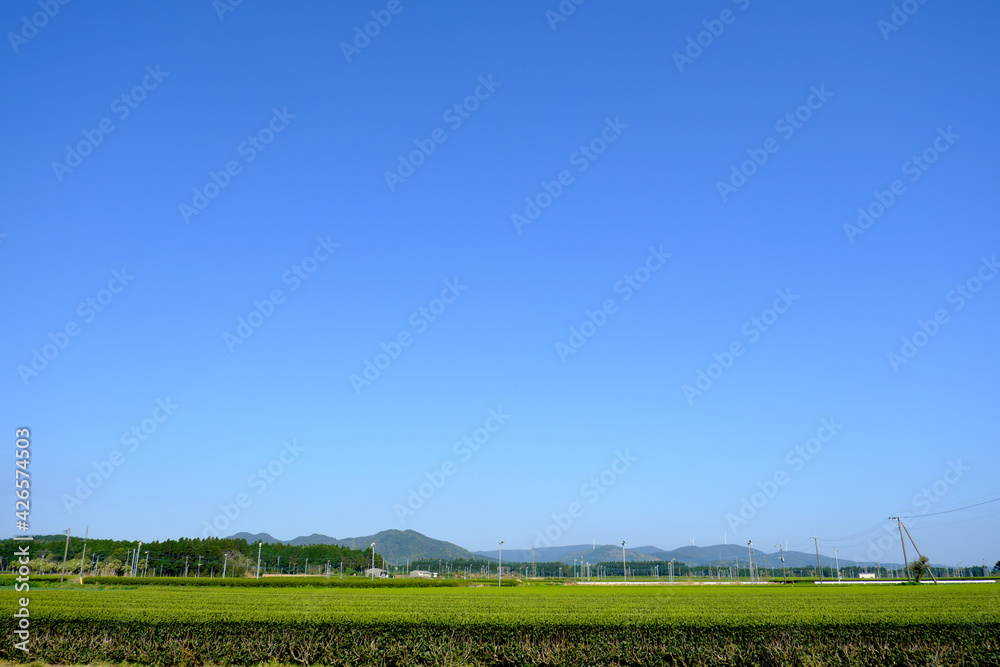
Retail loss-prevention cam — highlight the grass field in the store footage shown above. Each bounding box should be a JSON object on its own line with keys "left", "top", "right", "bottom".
{"left": 3, "top": 581, "right": 998, "bottom": 665}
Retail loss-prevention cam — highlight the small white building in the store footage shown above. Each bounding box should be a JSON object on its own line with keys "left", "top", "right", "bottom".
{"left": 408, "top": 570, "right": 434, "bottom": 579}
{"left": 364, "top": 568, "right": 389, "bottom": 578}
{"left": 859, "top": 572, "right": 877, "bottom": 579}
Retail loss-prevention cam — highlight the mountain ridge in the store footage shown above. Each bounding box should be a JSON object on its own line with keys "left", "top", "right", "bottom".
{"left": 228, "top": 530, "right": 909, "bottom": 569}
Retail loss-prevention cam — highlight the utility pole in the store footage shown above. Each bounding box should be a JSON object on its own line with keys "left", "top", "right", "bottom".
{"left": 891, "top": 515, "right": 910, "bottom": 580}
{"left": 371, "top": 543, "right": 376, "bottom": 580}
{"left": 776, "top": 544, "right": 787, "bottom": 583}
{"left": 144, "top": 552, "right": 149, "bottom": 577}
{"left": 197, "top": 555, "right": 202, "bottom": 578}
{"left": 223, "top": 553, "right": 228, "bottom": 579}
{"left": 621, "top": 541, "right": 627, "bottom": 584}
{"left": 498, "top": 541, "right": 504, "bottom": 588}
{"left": 812, "top": 537, "right": 823, "bottom": 582}
{"left": 59, "top": 528, "right": 72, "bottom": 583}
{"left": 256, "top": 542, "right": 263, "bottom": 579}
{"left": 79, "top": 527, "right": 89, "bottom": 580}
{"left": 747, "top": 541, "right": 755, "bottom": 583}
{"left": 133, "top": 542, "right": 143, "bottom": 577}
{"left": 185, "top": 556, "right": 190, "bottom": 578}
{"left": 305, "top": 558, "right": 309, "bottom": 576}
{"left": 835, "top": 548, "right": 841, "bottom": 581}
{"left": 899, "top": 518, "right": 938, "bottom": 584}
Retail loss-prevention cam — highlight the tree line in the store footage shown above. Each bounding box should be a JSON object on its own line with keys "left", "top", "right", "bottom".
{"left": 0, "top": 535, "right": 375, "bottom": 578}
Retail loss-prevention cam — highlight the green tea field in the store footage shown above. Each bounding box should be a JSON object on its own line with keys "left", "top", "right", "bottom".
{"left": 3, "top": 581, "right": 998, "bottom": 666}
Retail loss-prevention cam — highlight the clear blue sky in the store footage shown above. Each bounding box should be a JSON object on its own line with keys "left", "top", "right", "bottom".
{"left": 4, "top": 1, "right": 998, "bottom": 567}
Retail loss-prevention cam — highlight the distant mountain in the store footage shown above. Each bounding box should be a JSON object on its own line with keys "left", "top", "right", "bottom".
{"left": 475, "top": 544, "right": 659, "bottom": 565}
{"left": 229, "top": 531, "right": 281, "bottom": 544}
{"left": 227, "top": 529, "right": 476, "bottom": 563}
{"left": 228, "top": 531, "right": 914, "bottom": 570}
{"left": 647, "top": 545, "right": 881, "bottom": 569}
{"left": 286, "top": 533, "right": 342, "bottom": 546}
{"left": 631, "top": 545, "right": 666, "bottom": 555}
{"left": 648, "top": 544, "right": 753, "bottom": 563}
{"left": 329, "top": 530, "right": 475, "bottom": 562}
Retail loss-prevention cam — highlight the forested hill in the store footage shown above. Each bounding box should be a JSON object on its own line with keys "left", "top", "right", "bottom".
{"left": 0, "top": 535, "right": 373, "bottom": 577}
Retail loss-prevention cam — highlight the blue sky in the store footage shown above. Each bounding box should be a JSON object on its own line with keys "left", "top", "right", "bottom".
{"left": 4, "top": 0, "right": 998, "bottom": 567}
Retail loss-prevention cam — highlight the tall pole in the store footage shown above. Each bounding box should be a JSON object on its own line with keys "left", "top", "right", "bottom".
{"left": 621, "top": 541, "right": 627, "bottom": 584}
{"left": 256, "top": 541, "right": 262, "bottom": 579}
{"left": 134, "top": 542, "right": 143, "bottom": 577}
{"left": 79, "top": 542, "right": 87, "bottom": 579}
{"left": 891, "top": 516, "right": 910, "bottom": 580}
{"left": 79, "top": 526, "right": 89, "bottom": 579}
{"left": 223, "top": 553, "right": 228, "bottom": 579}
{"left": 747, "top": 541, "right": 754, "bottom": 583}
{"left": 197, "top": 555, "right": 202, "bottom": 578}
{"left": 498, "top": 541, "right": 504, "bottom": 587}
{"left": 144, "top": 552, "right": 149, "bottom": 577}
{"left": 776, "top": 544, "right": 787, "bottom": 583}
{"left": 835, "top": 548, "right": 841, "bottom": 581}
{"left": 899, "top": 518, "right": 938, "bottom": 583}
{"left": 371, "top": 543, "right": 375, "bottom": 580}
{"left": 60, "top": 528, "right": 72, "bottom": 583}
{"left": 812, "top": 537, "right": 823, "bottom": 582}
{"left": 185, "top": 555, "right": 190, "bottom": 578}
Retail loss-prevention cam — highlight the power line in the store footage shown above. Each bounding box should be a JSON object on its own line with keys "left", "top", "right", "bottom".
{"left": 906, "top": 510, "right": 1000, "bottom": 530}
{"left": 817, "top": 520, "right": 891, "bottom": 543}
{"left": 917, "top": 495, "right": 1000, "bottom": 518}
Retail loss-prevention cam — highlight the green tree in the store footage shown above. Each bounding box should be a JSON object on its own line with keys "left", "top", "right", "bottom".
{"left": 909, "top": 555, "right": 930, "bottom": 582}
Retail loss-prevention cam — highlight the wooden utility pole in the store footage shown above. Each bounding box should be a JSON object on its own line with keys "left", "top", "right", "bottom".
{"left": 59, "top": 528, "right": 71, "bottom": 582}
{"left": 891, "top": 516, "right": 910, "bottom": 580}
{"left": 899, "top": 518, "right": 938, "bottom": 584}
{"left": 77, "top": 527, "right": 89, "bottom": 581}
{"left": 812, "top": 537, "right": 823, "bottom": 582}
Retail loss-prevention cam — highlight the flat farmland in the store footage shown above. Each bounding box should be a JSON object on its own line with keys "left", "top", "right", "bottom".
{"left": 3, "top": 582, "right": 998, "bottom": 665}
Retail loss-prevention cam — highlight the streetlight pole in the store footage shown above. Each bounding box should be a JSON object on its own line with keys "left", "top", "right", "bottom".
{"left": 621, "top": 541, "right": 627, "bottom": 584}
{"left": 498, "top": 541, "right": 504, "bottom": 587}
